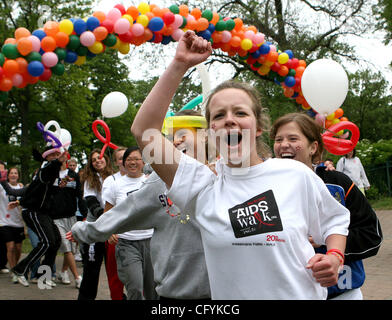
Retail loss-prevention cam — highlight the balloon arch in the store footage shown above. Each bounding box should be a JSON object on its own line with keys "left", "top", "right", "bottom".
{"left": 0, "top": 2, "right": 358, "bottom": 155}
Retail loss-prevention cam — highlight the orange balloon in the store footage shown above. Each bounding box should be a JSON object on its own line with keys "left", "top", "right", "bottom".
{"left": 278, "top": 65, "right": 289, "bottom": 76}
{"left": 4, "top": 38, "right": 17, "bottom": 45}
{"left": 257, "top": 55, "right": 267, "bottom": 64}
{"left": 220, "top": 43, "right": 231, "bottom": 52}
{"left": 152, "top": 6, "right": 164, "bottom": 17}
{"left": 340, "top": 117, "right": 348, "bottom": 122}
{"left": 334, "top": 108, "right": 344, "bottom": 118}
{"left": 145, "top": 12, "right": 154, "bottom": 20}
{"left": 190, "top": 8, "right": 202, "bottom": 19}
{"left": 266, "top": 51, "right": 279, "bottom": 62}
{"left": 284, "top": 87, "right": 295, "bottom": 98}
{"left": 55, "top": 32, "right": 69, "bottom": 47}
{"left": 230, "top": 36, "right": 241, "bottom": 47}
{"left": 246, "top": 25, "right": 257, "bottom": 33}
{"left": 179, "top": 5, "right": 189, "bottom": 17}
{"left": 3, "top": 60, "right": 20, "bottom": 77}
{"left": 295, "top": 66, "right": 305, "bottom": 77}
{"left": 17, "top": 38, "right": 33, "bottom": 56}
{"left": 196, "top": 18, "right": 209, "bottom": 31}
{"left": 237, "top": 48, "right": 248, "bottom": 57}
{"left": 186, "top": 19, "right": 197, "bottom": 31}
{"left": 44, "top": 21, "right": 59, "bottom": 37}
{"left": 143, "top": 29, "right": 154, "bottom": 41}
{"left": 234, "top": 18, "right": 243, "bottom": 31}
{"left": 161, "top": 25, "right": 173, "bottom": 36}
{"left": 0, "top": 77, "right": 13, "bottom": 91}
{"left": 211, "top": 12, "right": 220, "bottom": 25}
{"left": 15, "top": 27, "right": 31, "bottom": 40}
{"left": 16, "top": 57, "right": 28, "bottom": 75}
{"left": 126, "top": 6, "right": 140, "bottom": 20}
{"left": 93, "top": 11, "right": 106, "bottom": 23}
{"left": 41, "top": 36, "right": 57, "bottom": 52}
{"left": 298, "top": 60, "right": 307, "bottom": 67}
{"left": 93, "top": 26, "right": 109, "bottom": 41}
{"left": 325, "top": 119, "right": 333, "bottom": 128}
{"left": 211, "top": 32, "right": 223, "bottom": 43}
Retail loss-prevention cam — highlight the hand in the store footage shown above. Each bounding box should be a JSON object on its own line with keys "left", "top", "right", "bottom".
{"left": 65, "top": 231, "right": 76, "bottom": 242}
{"left": 7, "top": 201, "right": 19, "bottom": 210}
{"left": 174, "top": 31, "right": 212, "bottom": 69}
{"left": 108, "top": 234, "right": 118, "bottom": 245}
{"left": 324, "top": 161, "right": 335, "bottom": 171}
{"left": 306, "top": 253, "right": 341, "bottom": 287}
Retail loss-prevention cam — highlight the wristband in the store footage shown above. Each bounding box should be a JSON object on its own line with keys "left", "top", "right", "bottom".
{"left": 326, "top": 248, "right": 345, "bottom": 261}
{"left": 327, "top": 251, "right": 344, "bottom": 265}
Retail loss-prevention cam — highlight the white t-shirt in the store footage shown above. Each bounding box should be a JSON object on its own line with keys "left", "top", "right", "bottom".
{"left": 336, "top": 156, "right": 370, "bottom": 189}
{"left": 167, "top": 154, "right": 350, "bottom": 300}
{"left": 83, "top": 174, "right": 104, "bottom": 208}
{"left": 102, "top": 174, "right": 153, "bottom": 241}
{"left": 0, "top": 183, "right": 24, "bottom": 228}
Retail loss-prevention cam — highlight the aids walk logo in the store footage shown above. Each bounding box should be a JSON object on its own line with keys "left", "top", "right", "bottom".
{"left": 228, "top": 190, "right": 283, "bottom": 238}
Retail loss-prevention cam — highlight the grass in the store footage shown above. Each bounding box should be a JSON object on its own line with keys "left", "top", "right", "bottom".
{"left": 369, "top": 197, "right": 392, "bottom": 210}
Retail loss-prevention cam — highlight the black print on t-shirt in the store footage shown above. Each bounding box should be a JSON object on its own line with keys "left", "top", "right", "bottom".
{"left": 228, "top": 190, "right": 283, "bottom": 238}
{"left": 126, "top": 189, "right": 138, "bottom": 196}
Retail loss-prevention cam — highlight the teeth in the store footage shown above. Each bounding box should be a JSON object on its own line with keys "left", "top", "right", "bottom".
{"left": 281, "top": 153, "right": 294, "bottom": 158}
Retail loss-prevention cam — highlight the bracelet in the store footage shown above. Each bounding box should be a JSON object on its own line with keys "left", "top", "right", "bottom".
{"left": 326, "top": 248, "right": 345, "bottom": 262}
{"left": 327, "top": 251, "right": 344, "bottom": 266}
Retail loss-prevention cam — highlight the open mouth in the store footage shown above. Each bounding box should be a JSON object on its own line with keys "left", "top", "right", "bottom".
{"left": 225, "top": 132, "right": 242, "bottom": 147}
{"left": 280, "top": 152, "right": 295, "bottom": 159}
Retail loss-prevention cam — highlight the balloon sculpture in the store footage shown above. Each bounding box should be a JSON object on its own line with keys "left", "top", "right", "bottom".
{"left": 92, "top": 119, "right": 118, "bottom": 159}
{"left": 0, "top": 2, "right": 359, "bottom": 154}
{"left": 37, "top": 120, "right": 72, "bottom": 158}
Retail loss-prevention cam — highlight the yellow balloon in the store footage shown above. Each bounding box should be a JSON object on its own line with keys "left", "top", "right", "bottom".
{"left": 332, "top": 118, "right": 340, "bottom": 125}
{"left": 258, "top": 65, "right": 270, "bottom": 76}
{"left": 326, "top": 112, "right": 335, "bottom": 121}
{"left": 277, "top": 52, "right": 289, "bottom": 64}
{"left": 336, "top": 130, "right": 344, "bottom": 136}
{"left": 138, "top": 2, "right": 150, "bottom": 14}
{"left": 122, "top": 14, "right": 134, "bottom": 25}
{"left": 59, "top": 19, "right": 74, "bottom": 35}
{"left": 89, "top": 41, "right": 103, "bottom": 54}
{"left": 74, "top": 55, "right": 86, "bottom": 66}
{"left": 118, "top": 42, "right": 130, "bottom": 54}
{"left": 240, "top": 38, "right": 252, "bottom": 51}
{"left": 136, "top": 14, "right": 149, "bottom": 27}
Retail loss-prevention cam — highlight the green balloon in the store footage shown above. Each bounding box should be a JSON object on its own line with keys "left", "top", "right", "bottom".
{"left": 0, "top": 53, "right": 5, "bottom": 66}
{"left": 215, "top": 20, "right": 226, "bottom": 31}
{"left": 55, "top": 48, "right": 67, "bottom": 61}
{"left": 288, "top": 69, "right": 296, "bottom": 77}
{"left": 202, "top": 9, "right": 213, "bottom": 21}
{"left": 102, "top": 34, "right": 117, "bottom": 47}
{"left": 180, "top": 16, "right": 187, "bottom": 29}
{"left": 51, "top": 63, "right": 65, "bottom": 76}
{"left": 225, "top": 19, "right": 235, "bottom": 31}
{"left": 26, "top": 51, "right": 42, "bottom": 62}
{"left": 1, "top": 44, "right": 19, "bottom": 59}
{"left": 67, "top": 35, "right": 80, "bottom": 50}
{"left": 169, "top": 5, "right": 179, "bottom": 14}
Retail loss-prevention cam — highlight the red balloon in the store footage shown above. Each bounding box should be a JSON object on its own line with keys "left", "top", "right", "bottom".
{"left": 92, "top": 120, "right": 118, "bottom": 159}
{"left": 322, "top": 121, "right": 360, "bottom": 155}
{"left": 101, "top": 19, "right": 114, "bottom": 33}
{"left": 39, "top": 68, "right": 52, "bottom": 81}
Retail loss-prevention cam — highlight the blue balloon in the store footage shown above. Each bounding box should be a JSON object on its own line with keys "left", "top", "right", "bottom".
{"left": 86, "top": 17, "right": 100, "bottom": 31}
{"left": 65, "top": 50, "right": 78, "bottom": 63}
{"left": 251, "top": 49, "right": 262, "bottom": 59}
{"left": 207, "top": 23, "right": 215, "bottom": 33}
{"left": 198, "top": 30, "right": 211, "bottom": 40}
{"left": 284, "top": 76, "right": 296, "bottom": 87}
{"left": 28, "top": 61, "right": 44, "bottom": 77}
{"left": 32, "top": 29, "right": 46, "bottom": 40}
{"left": 162, "top": 36, "right": 172, "bottom": 45}
{"left": 259, "top": 44, "right": 270, "bottom": 55}
{"left": 148, "top": 17, "right": 164, "bottom": 32}
{"left": 285, "top": 50, "right": 294, "bottom": 59}
{"left": 73, "top": 19, "right": 87, "bottom": 35}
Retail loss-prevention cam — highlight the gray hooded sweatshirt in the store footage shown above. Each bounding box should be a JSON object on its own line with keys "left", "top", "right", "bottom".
{"left": 71, "top": 172, "right": 210, "bottom": 299}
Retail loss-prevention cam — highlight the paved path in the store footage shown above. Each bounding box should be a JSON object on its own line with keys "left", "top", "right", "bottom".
{"left": 0, "top": 210, "right": 390, "bottom": 300}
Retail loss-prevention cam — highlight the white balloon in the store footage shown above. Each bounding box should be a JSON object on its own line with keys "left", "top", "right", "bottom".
{"left": 59, "top": 128, "right": 72, "bottom": 150}
{"left": 44, "top": 120, "right": 61, "bottom": 139}
{"left": 101, "top": 91, "right": 128, "bottom": 118}
{"left": 301, "top": 59, "right": 349, "bottom": 116}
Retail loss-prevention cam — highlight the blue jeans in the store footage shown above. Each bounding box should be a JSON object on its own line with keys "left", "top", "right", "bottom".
{"left": 27, "top": 227, "right": 56, "bottom": 279}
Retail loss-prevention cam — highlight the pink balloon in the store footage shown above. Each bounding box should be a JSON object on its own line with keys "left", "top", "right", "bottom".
{"left": 80, "top": 31, "right": 96, "bottom": 47}
{"left": 114, "top": 18, "right": 130, "bottom": 34}
{"left": 221, "top": 30, "right": 232, "bottom": 43}
{"left": 315, "top": 113, "right": 326, "bottom": 126}
{"left": 253, "top": 32, "right": 265, "bottom": 45}
{"left": 170, "top": 14, "right": 183, "bottom": 29}
{"left": 41, "top": 52, "right": 58, "bottom": 68}
{"left": 107, "top": 8, "right": 122, "bottom": 22}
{"left": 28, "top": 35, "right": 41, "bottom": 52}
{"left": 244, "top": 30, "right": 255, "bottom": 40}
{"left": 12, "top": 74, "right": 23, "bottom": 87}
{"left": 269, "top": 45, "right": 277, "bottom": 52}
{"left": 172, "top": 29, "right": 184, "bottom": 41}
{"left": 131, "top": 23, "right": 144, "bottom": 37}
